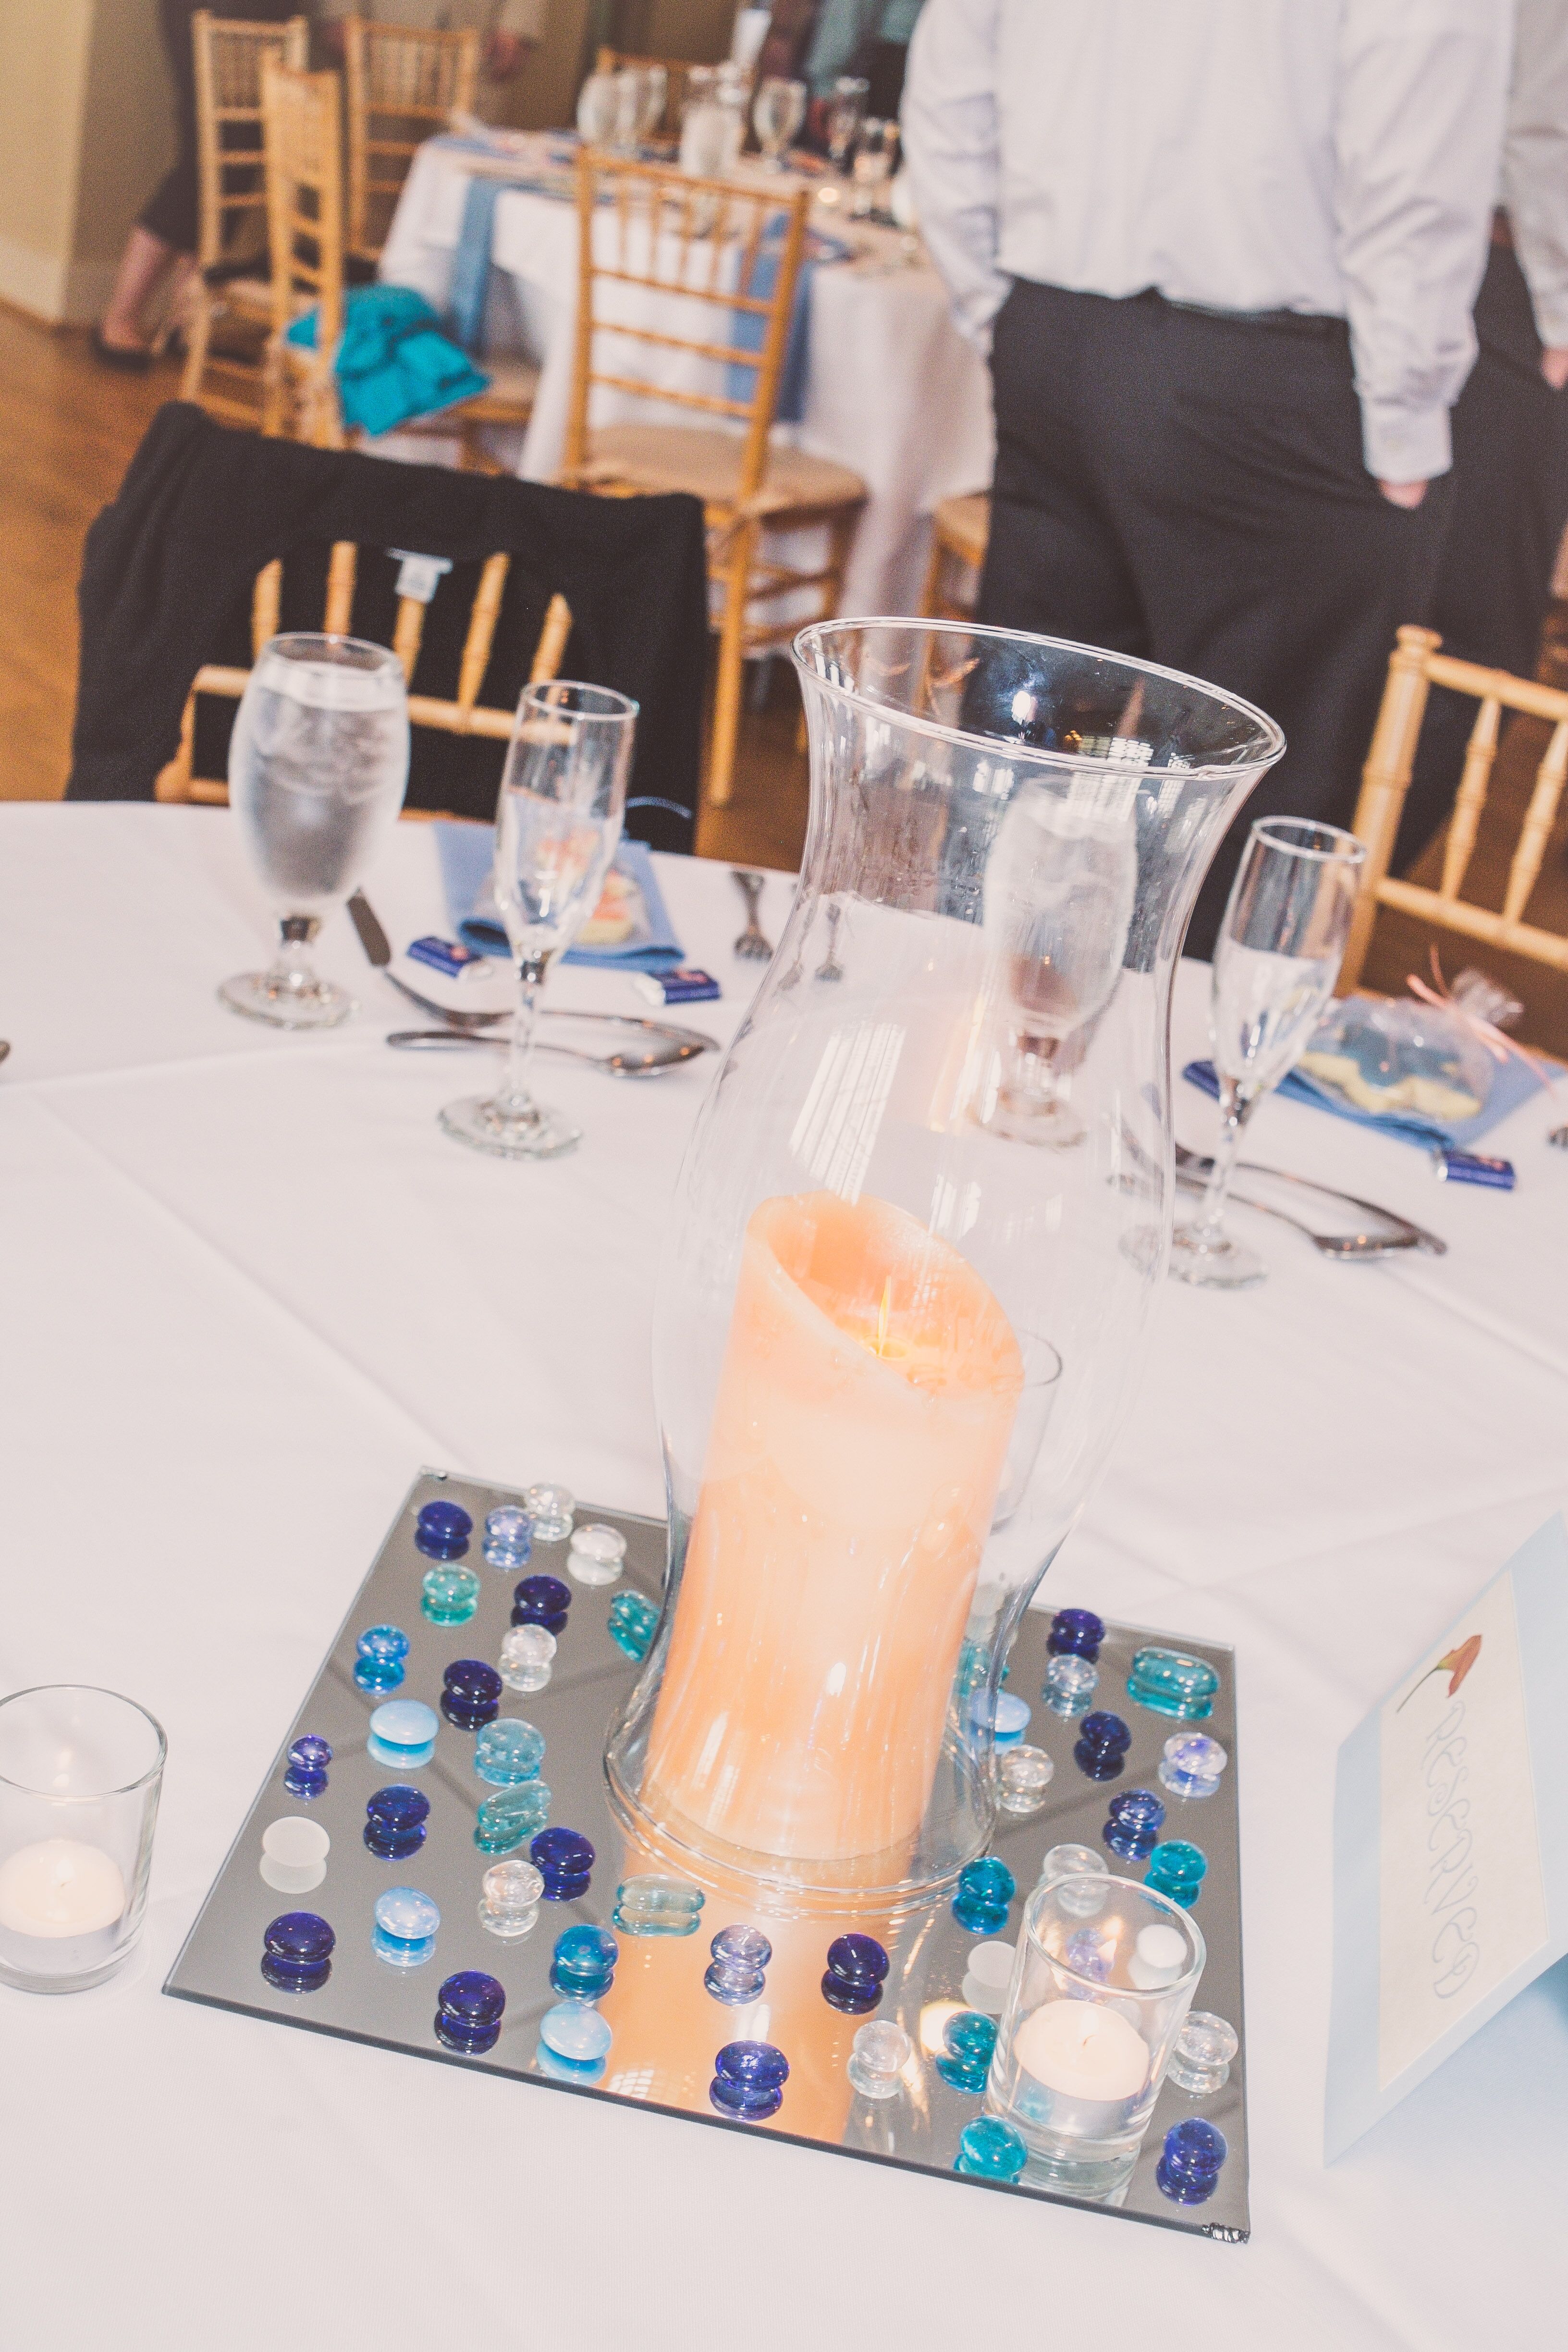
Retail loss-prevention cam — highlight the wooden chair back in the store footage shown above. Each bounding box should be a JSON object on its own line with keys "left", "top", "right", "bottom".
{"left": 345, "top": 17, "right": 479, "bottom": 261}
{"left": 594, "top": 47, "right": 703, "bottom": 138}
{"left": 562, "top": 150, "right": 808, "bottom": 514}
{"left": 155, "top": 549, "right": 573, "bottom": 804}
{"left": 1340, "top": 624, "right": 1568, "bottom": 988}
{"left": 191, "top": 10, "right": 309, "bottom": 275}
{"left": 261, "top": 60, "right": 345, "bottom": 444}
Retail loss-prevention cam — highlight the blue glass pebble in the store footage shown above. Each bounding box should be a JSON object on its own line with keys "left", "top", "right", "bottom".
{"left": 482, "top": 1504, "right": 532, "bottom": 1570}
{"left": 821, "top": 1932, "right": 890, "bottom": 2014}
{"left": 1064, "top": 1927, "right": 1113, "bottom": 1984}
{"left": 440, "top": 1657, "right": 503, "bottom": 1730}
{"left": 1158, "top": 1732, "right": 1228, "bottom": 1801}
{"left": 1157, "top": 2117, "right": 1227, "bottom": 2205}
{"left": 512, "top": 1573, "right": 571, "bottom": 1634}
{"left": 705, "top": 1924, "right": 772, "bottom": 2004}
{"left": 613, "top": 1875, "right": 706, "bottom": 1937}
{"left": 473, "top": 1780, "right": 552, "bottom": 1852}
{"left": 1074, "top": 1710, "right": 1132, "bottom": 1780}
{"left": 956, "top": 1638, "right": 990, "bottom": 1694}
{"left": 367, "top": 1699, "right": 438, "bottom": 1770}
{"left": 435, "top": 1969, "right": 505, "bottom": 2054}
{"left": 473, "top": 1716, "right": 546, "bottom": 1786}
{"left": 353, "top": 1625, "right": 409, "bottom": 1695}
{"left": 372, "top": 1886, "right": 440, "bottom": 1968}
{"left": 1102, "top": 1787, "right": 1166, "bottom": 1862}
{"left": 1127, "top": 1646, "right": 1220, "bottom": 1722}
{"left": 710, "top": 2040, "right": 788, "bottom": 2121}
{"left": 539, "top": 2000, "right": 612, "bottom": 2074}
{"left": 935, "top": 2009, "right": 997, "bottom": 2093}
{"left": 422, "top": 1564, "right": 481, "bottom": 1626}
{"left": 1048, "top": 1607, "right": 1105, "bottom": 1662}
{"left": 416, "top": 1498, "right": 472, "bottom": 1560}
{"left": 530, "top": 1826, "right": 594, "bottom": 1899}
{"left": 1146, "top": 1840, "right": 1208, "bottom": 1907}
{"left": 969, "top": 1689, "right": 1032, "bottom": 1747}
{"left": 550, "top": 1923, "right": 619, "bottom": 2001}
{"left": 954, "top": 2117, "right": 1028, "bottom": 2180}
{"left": 364, "top": 1784, "right": 430, "bottom": 1860}
{"left": 283, "top": 1735, "right": 331, "bottom": 1800}
{"left": 952, "top": 1855, "right": 1016, "bottom": 1935}
{"left": 607, "top": 1589, "right": 658, "bottom": 1661}
{"left": 262, "top": 1910, "right": 334, "bottom": 1992}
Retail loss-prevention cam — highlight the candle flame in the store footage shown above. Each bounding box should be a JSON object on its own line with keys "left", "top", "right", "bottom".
{"left": 875, "top": 1276, "right": 892, "bottom": 1357}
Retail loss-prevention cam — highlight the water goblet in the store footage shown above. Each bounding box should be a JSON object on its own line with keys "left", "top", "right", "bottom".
{"left": 220, "top": 634, "right": 409, "bottom": 1029}
{"left": 611, "top": 68, "right": 646, "bottom": 154}
{"left": 576, "top": 70, "right": 618, "bottom": 145}
{"left": 1169, "top": 817, "right": 1367, "bottom": 1288}
{"left": 826, "top": 75, "right": 869, "bottom": 176}
{"left": 753, "top": 76, "right": 806, "bottom": 169}
{"left": 439, "top": 681, "right": 636, "bottom": 1160}
{"left": 850, "top": 117, "right": 899, "bottom": 217}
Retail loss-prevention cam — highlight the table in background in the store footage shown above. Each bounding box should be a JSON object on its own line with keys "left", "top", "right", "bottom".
{"left": 2, "top": 803, "right": 1565, "bottom": 2349}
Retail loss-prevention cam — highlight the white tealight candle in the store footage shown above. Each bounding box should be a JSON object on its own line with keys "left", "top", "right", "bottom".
{"left": 1013, "top": 1999, "right": 1149, "bottom": 2101}
{"left": 0, "top": 1838, "right": 125, "bottom": 1938}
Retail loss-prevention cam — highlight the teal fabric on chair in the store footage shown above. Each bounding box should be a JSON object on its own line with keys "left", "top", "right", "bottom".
{"left": 285, "top": 285, "right": 490, "bottom": 437}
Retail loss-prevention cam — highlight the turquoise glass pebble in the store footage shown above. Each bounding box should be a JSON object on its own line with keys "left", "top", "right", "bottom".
{"left": 367, "top": 1700, "right": 438, "bottom": 1771}
{"left": 539, "top": 2000, "right": 612, "bottom": 2073}
{"left": 608, "top": 1590, "right": 658, "bottom": 1661}
{"left": 1127, "top": 1647, "right": 1220, "bottom": 1721}
{"left": 354, "top": 1625, "right": 409, "bottom": 1694}
{"left": 473, "top": 1718, "right": 546, "bottom": 1787}
{"left": 952, "top": 1856, "right": 1016, "bottom": 1935}
{"left": 421, "top": 1564, "right": 481, "bottom": 1626}
{"left": 935, "top": 2009, "right": 997, "bottom": 2093}
{"left": 473, "top": 1781, "right": 552, "bottom": 1853}
{"left": 372, "top": 1886, "right": 440, "bottom": 1968}
{"left": 1146, "top": 1840, "right": 1208, "bottom": 1906}
{"left": 612, "top": 1875, "right": 706, "bottom": 1936}
{"left": 550, "top": 1923, "right": 618, "bottom": 2001}
{"left": 954, "top": 2117, "right": 1028, "bottom": 2180}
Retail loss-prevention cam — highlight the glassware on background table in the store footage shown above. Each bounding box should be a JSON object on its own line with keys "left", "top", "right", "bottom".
{"left": 637, "top": 63, "right": 669, "bottom": 144}
{"left": 576, "top": 69, "right": 618, "bottom": 144}
{"left": 602, "top": 619, "right": 1281, "bottom": 1912}
{"left": 850, "top": 117, "right": 899, "bottom": 216}
{"left": 1169, "top": 816, "right": 1366, "bottom": 1290}
{"left": 220, "top": 633, "right": 409, "bottom": 1029}
{"left": 439, "top": 681, "right": 636, "bottom": 1161}
{"left": 0, "top": 1686, "right": 166, "bottom": 1993}
{"left": 827, "top": 75, "right": 870, "bottom": 175}
{"left": 987, "top": 1872, "right": 1204, "bottom": 2195}
{"left": 611, "top": 67, "right": 647, "bottom": 153}
{"left": 753, "top": 76, "right": 807, "bottom": 169}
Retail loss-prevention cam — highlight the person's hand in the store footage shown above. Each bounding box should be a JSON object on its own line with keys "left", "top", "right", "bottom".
{"left": 484, "top": 30, "right": 527, "bottom": 79}
{"left": 1377, "top": 478, "right": 1428, "bottom": 509}
{"left": 1542, "top": 347, "right": 1568, "bottom": 392}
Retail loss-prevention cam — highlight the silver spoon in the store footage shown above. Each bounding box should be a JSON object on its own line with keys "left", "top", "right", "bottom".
{"left": 732, "top": 869, "right": 773, "bottom": 960}
{"left": 385, "top": 1029, "right": 707, "bottom": 1077}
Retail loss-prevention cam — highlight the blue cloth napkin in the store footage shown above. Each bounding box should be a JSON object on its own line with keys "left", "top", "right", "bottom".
{"left": 447, "top": 175, "right": 502, "bottom": 354}
{"left": 284, "top": 284, "right": 489, "bottom": 436}
{"left": 1182, "top": 1048, "right": 1544, "bottom": 1152}
{"left": 725, "top": 231, "right": 850, "bottom": 427}
{"left": 435, "top": 822, "right": 685, "bottom": 972}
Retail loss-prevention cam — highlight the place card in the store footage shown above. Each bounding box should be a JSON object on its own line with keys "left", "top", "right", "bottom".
{"left": 1326, "top": 1515, "right": 1568, "bottom": 2157}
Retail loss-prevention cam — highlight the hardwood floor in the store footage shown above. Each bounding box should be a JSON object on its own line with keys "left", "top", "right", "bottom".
{"left": 4, "top": 299, "right": 1566, "bottom": 1054}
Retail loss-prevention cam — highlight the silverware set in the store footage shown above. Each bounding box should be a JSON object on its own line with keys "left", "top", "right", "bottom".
{"left": 731, "top": 869, "right": 773, "bottom": 960}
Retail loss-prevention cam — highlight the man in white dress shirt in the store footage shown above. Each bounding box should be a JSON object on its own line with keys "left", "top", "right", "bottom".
{"left": 903, "top": 0, "right": 1512, "bottom": 952}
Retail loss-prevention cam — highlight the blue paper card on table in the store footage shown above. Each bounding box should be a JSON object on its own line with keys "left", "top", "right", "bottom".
{"left": 1326, "top": 1516, "right": 1568, "bottom": 2158}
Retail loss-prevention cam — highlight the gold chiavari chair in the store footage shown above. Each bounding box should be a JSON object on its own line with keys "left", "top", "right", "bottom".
{"left": 344, "top": 16, "right": 478, "bottom": 265}
{"left": 154, "top": 544, "right": 573, "bottom": 804}
{"left": 260, "top": 60, "right": 346, "bottom": 447}
{"left": 594, "top": 48, "right": 703, "bottom": 139}
{"left": 560, "top": 150, "right": 865, "bottom": 809}
{"left": 180, "top": 11, "right": 310, "bottom": 426}
{"left": 1339, "top": 624, "right": 1568, "bottom": 989}
{"left": 919, "top": 492, "right": 990, "bottom": 621}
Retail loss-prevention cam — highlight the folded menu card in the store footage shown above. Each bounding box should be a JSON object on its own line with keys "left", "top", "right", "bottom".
{"left": 1327, "top": 1516, "right": 1568, "bottom": 2157}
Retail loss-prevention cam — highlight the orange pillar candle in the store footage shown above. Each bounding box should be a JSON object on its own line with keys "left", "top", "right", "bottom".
{"left": 645, "top": 1189, "right": 1024, "bottom": 1866}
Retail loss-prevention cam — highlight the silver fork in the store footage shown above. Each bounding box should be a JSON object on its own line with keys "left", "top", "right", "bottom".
{"left": 731, "top": 870, "right": 773, "bottom": 960}
{"left": 815, "top": 900, "right": 845, "bottom": 983}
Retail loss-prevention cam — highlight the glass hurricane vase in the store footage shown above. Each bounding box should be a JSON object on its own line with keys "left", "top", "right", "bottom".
{"left": 603, "top": 621, "right": 1283, "bottom": 1914}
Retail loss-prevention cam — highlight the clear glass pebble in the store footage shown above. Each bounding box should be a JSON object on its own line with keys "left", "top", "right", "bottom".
{"left": 1167, "top": 2010, "right": 1239, "bottom": 2095}
{"left": 705, "top": 1924, "right": 771, "bottom": 2004}
{"left": 1042, "top": 1654, "right": 1098, "bottom": 1717}
{"left": 482, "top": 1505, "right": 533, "bottom": 1570}
{"left": 499, "top": 1623, "right": 556, "bottom": 1693}
{"left": 1158, "top": 1731, "right": 1229, "bottom": 1801}
{"left": 473, "top": 1717, "right": 546, "bottom": 1787}
{"left": 524, "top": 1483, "right": 576, "bottom": 1543}
{"left": 478, "top": 1860, "right": 543, "bottom": 1939}
{"left": 1037, "top": 1844, "right": 1109, "bottom": 1916}
{"left": 613, "top": 1874, "right": 705, "bottom": 1936}
{"left": 846, "top": 2021, "right": 912, "bottom": 2099}
{"left": 996, "top": 1744, "right": 1054, "bottom": 1813}
{"left": 567, "top": 1523, "right": 626, "bottom": 1586}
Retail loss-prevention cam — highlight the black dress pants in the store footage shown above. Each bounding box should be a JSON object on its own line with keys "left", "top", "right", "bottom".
{"left": 139, "top": 0, "right": 296, "bottom": 253}
{"left": 1395, "top": 242, "right": 1568, "bottom": 870}
{"left": 977, "top": 278, "right": 1453, "bottom": 958}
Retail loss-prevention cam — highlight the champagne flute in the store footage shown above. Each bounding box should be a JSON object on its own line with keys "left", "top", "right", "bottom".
{"left": 220, "top": 633, "right": 409, "bottom": 1029}
{"left": 439, "top": 682, "right": 637, "bottom": 1161}
{"left": 850, "top": 117, "right": 899, "bottom": 217}
{"left": 753, "top": 76, "right": 807, "bottom": 169}
{"left": 1169, "top": 817, "right": 1367, "bottom": 1288}
{"left": 826, "top": 75, "right": 870, "bottom": 176}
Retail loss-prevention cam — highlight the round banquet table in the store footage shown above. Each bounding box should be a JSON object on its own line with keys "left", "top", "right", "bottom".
{"left": 3, "top": 802, "right": 1566, "bottom": 2349}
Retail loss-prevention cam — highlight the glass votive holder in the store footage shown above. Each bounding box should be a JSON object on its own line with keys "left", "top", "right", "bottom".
{"left": 996, "top": 1745, "right": 1054, "bottom": 1814}
{"left": 0, "top": 1685, "right": 166, "bottom": 1994}
{"left": 524, "top": 1483, "right": 576, "bottom": 1543}
{"left": 567, "top": 1524, "right": 626, "bottom": 1586}
{"left": 499, "top": 1624, "right": 556, "bottom": 1693}
{"left": 1167, "top": 2010, "right": 1238, "bottom": 2094}
{"left": 479, "top": 1860, "right": 543, "bottom": 1939}
{"left": 1158, "top": 1732, "right": 1228, "bottom": 1801}
{"left": 986, "top": 1872, "right": 1205, "bottom": 2196}
{"left": 1042, "top": 1654, "right": 1098, "bottom": 1718}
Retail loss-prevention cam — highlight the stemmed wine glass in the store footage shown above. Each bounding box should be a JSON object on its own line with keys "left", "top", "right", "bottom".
{"left": 850, "top": 117, "right": 899, "bottom": 216}
{"left": 220, "top": 633, "right": 409, "bottom": 1029}
{"left": 439, "top": 681, "right": 637, "bottom": 1161}
{"left": 826, "top": 75, "right": 870, "bottom": 175}
{"left": 576, "top": 70, "right": 618, "bottom": 145}
{"left": 1169, "top": 816, "right": 1367, "bottom": 1288}
{"left": 753, "top": 75, "right": 807, "bottom": 168}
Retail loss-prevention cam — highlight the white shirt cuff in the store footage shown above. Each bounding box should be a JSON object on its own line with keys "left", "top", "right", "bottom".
{"left": 1359, "top": 400, "right": 1452, "bottom": 486}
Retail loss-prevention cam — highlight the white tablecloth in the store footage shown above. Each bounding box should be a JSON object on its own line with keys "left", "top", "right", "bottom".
{"left": 379, "top": 139, "right": 995, "bottom": 616}
{"left": 4, "top": 803, "right": 1567, "bottom": 2348}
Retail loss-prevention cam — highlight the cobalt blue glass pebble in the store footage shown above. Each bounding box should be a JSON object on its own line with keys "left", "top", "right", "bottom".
{"left": 1102, "top": 1786, "right": 1166, "bottom": 1862}
{"left": 367, "top": 1699, "right": 438, "bottom": 1771}
{"left": 1048, "top": 1607, "right": 1105, "bottom": 1662}
{"left": 440, "top": 1657, "right": 503, "bottom": 1730}
{"left": 422, "top": 1564, "right": 481, "bottom": 1627}
{"left": 608, "top": 1590, "right": 658, "bottom": 1661}
{"left": 482, "top": 1504, "right": 532, "bottom": 1571}
{"left": 710, "top": 2041, "right": 789, "bottom": 2121}
{"left": 538, "top": 2001, "right": 612, "bottom": 2078}
{"left": 1157, "top": 2117, "right": 1227, "bottom": 2204}
{"left": 416, "top": 1498, "right": 473, "bottom": 1560}
{"left": 549, "top": 1923, "right": 619, "bottom": 2001}
{"left": 353, "top": 1625, "right": 409, "bottom": 1695}
{"left": 372, "top": 1886, "right": 440, "bottom": 1968}
{"left": 1146, "top": 1840, "right": 1208, "bottom": 1907}
{"left": 530, "top": 1826, "right": 593, "bottom": 1899}
{"left": 821, "top": 1933, "right": 890, "bottom": 2014}
{"left": 1127, "top": 1646, "right": 1220, "bottom": 1722}
{"left": 474, "top": 1781, "right": 551, "bottom": 1852}
{"left": 261, "top": 1911, "right": 334, "bottom": 1993}
{"left": 1064, "top": 1927, "right": 1113, "bottom": 1984}
{"left": 435, "top": 1969, "right": 505, "bottom": 2054}
{"left": 364, "top": 1784, "right": 430, "bottom": 1860}
{"left": 512, "top": 1574, "right": 571, "bottom": 1635}
{"left": 935, "top": 2009, "right": 997, "bottom": 2093}
{"left": 705, "top": 1924, "right": 772, "bottom": 2004}
{"left": 283, "top": 1735, "right": 331, "bottom": 1800}
{"left": 473, "top": 1717, "right": 546, "bottom": 1786}
{"left": 1074, "top": 1710, "right": 1132, "bottom": 1780}
{"left": 954, "top": 2117, "right": 1027, "bottom": 2180}
{"left": 952, "top": 1855, "right": 1016, "bottom": 1935}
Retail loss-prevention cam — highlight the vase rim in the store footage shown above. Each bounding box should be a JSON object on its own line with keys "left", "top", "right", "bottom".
{"left": 791, "top": 617, "right": 1286, "bottom": 783}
